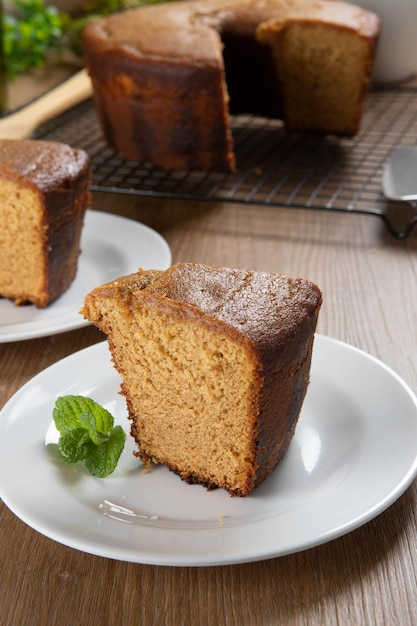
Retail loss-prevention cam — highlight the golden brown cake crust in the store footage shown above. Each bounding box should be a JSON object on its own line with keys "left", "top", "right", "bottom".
{"left": 82, "top": 0, "right": 379, "bottom": 171}
{"left": 143, "top": 263, "right": 321, "bottom": 357}
{"left": 83, "top": 0, "right": 378, "bottom": 63}
{"left": 0, "top": 139, "right": 90, "bottom": 191}
{"left": 82, "top": 263, "right": 322, "bottom": 496}
{"left": 0, "top": 139, "right": 91, "bottom": 307}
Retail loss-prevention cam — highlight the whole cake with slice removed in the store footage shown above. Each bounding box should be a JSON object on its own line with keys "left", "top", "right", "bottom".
{"left": 0, "top": 139, "right": 91, "bottom": 308}
{"left": 82, "top": 0, "right": 380, "bottom": 172}
{"left": 81, "top": 263, "right": 322, "bottom": 496}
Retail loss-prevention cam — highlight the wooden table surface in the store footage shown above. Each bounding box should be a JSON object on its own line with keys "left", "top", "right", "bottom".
{"left": 1, "top": 174, "right": 417, "bottom": 624}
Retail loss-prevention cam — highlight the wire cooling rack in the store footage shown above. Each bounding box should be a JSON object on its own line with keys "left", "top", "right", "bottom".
{"left": 34, "top": 85, "right": 417, "bottom": 238}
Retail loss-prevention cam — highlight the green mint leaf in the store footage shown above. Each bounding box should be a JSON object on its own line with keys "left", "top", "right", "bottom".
{"left": 57, "top": 428, "right": 90, "bottom": 464}
{"left": 79, "top": 409, "right": 112, "bottom": 445}
{"left": 53, "top": 395, "right": 114, "bottom": 436}
{"left": 52, "top": 396, "right": 125, "bottom": 478}
{"left": 84, "top": 426, "right": 126, "bottom": 478}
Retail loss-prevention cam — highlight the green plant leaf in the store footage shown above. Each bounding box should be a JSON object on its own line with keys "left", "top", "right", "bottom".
{"left": 52, "top": 396, "right": 125, "bottom": 477}
{"left": 57, "top": 427, "right": 90, "bottom": 463}
{"left": 53, "top": 395, "right": 113, "bottom": 435}
{"left": 84, "top": 426, "right": 126, "bottom": 477}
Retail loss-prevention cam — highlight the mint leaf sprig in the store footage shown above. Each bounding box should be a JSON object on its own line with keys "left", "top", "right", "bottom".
{"left": 52, "top": 395, "right": 125, "bottom": 478}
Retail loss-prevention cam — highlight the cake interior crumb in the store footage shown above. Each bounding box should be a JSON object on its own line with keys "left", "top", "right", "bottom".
{"left": 104, "top": 298, "right": 259, "bottom": 495}
{"left": 0, "top": 181, "right": 46, "bottom": 304}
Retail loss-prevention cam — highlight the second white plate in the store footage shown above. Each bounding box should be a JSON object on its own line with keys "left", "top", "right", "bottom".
{"left": 0, "top": 335, "right": 416, "bottom": 566}
{"left": 0, "top": 210, "right": 172, "bottom": 342}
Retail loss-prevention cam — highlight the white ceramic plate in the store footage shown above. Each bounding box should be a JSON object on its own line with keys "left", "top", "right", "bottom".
{"left": 1, "top": 335, "right": 417, "bottom": 567}
{"left": 0, "top": 211, "right": 171, "bottom": 342}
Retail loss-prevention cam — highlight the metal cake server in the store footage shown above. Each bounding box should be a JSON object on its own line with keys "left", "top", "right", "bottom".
{"left": 383, "top": 145, "right": 417, "bottom": 207}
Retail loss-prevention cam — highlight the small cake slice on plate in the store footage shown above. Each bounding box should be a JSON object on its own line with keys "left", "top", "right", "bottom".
{"left": 81, "top": 263, "right": 322, "bottom": 496}
{"left": 0, "top": 139, "right": 91, "bottom": 308}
